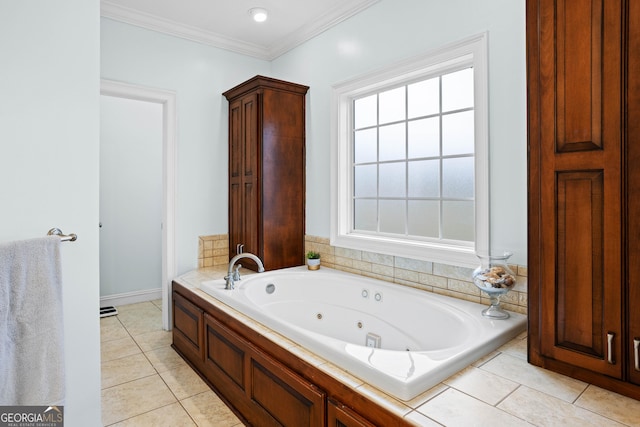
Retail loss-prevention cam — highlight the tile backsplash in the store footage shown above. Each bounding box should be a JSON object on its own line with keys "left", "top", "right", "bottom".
{"left": 304, "top": 235, "right": 528, "bottom": 316}
{"left": 197, "top": 234, "right": 527, "bottom": 315}
{"left": 198, "top": 234, "right": 229, "bottom": 268}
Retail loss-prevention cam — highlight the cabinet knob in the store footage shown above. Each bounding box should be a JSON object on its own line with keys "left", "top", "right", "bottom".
{"left": 634, "top": 338, "right": 640, "bottom": 371}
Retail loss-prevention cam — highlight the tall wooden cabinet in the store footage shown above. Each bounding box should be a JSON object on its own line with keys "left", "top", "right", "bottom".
{"left": 527, "top": 0, "right": 640, "bottom": 400}
{"left": 223, "top": 76, "right": 309, "bottom": 271}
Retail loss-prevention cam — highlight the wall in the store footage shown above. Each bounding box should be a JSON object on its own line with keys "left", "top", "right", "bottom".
{"left": 0, "top": 1, "right": 101, "bottom": 425}
{"left": 102, "top": 0, "right": 527, "bottom": 270}
{"left": 100, "top": 95, "right": 163, "bottom": 298}
{"left": 272, "top": 0, "right": 528, "bottom": 266}
{"left": 100, "top": 18, "right": 271, "bottom": 275}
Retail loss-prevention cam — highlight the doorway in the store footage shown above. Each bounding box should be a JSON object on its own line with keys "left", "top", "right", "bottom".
{"left": 100, "top": 80, "right": 177, "bottom": 330}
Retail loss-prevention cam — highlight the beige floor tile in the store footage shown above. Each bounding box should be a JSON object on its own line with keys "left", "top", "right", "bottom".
{"left": 101, "top": 317, "right": 129, "bottom": 342}
{"left": 497, "top": 336, "right": 528, "bottom": 360}
{"left": 101, "top": 335, "right": 141, "bottom": 363}
{"left": 132, "top": 329, "right": 172, "bottom": 352}
{"left": 101, "top": 353, "right": 156, "bottom": 389}
{"left": 117, "top": 302, "right": 160, "bottom": 321}
{"left": 181, "top": 390, "right": 243, "bottom": 427}
{"left": 443, "top": 366, "right": 519, "bottom": 405}
{"left": 119, "top": 310, "right": 163, "bottom": 336}
{"left": 116, "top": 301, "right": 160, "bottom": 315}
{"left": 417, "top": 388, "right": 530, "bottom": 426}
{"left": 498, "top": 386, "right": 625, "bottom": 427}
{"left": 159, "top": 364, "right": 210, "bottom": 400}
{"left": 109, "top": 402, "right": 196, "bottom": 427}
{"left": 481, "top": 353, "right": 587, "bottom": 402}
{"left": 575, "top": 385, "right": 640, "bottom": 426}
{"left": 101, "top": 375, "right": 176, "bottom": 426}
{"left": 145, "top": 346, "right": 188, "bottom": 373}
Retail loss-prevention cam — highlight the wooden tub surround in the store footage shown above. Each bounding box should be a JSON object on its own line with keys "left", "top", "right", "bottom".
{"left": 172, "top": 274, "right": 415, "bottom": 426}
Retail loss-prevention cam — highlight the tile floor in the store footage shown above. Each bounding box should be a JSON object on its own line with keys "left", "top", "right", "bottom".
{"left": 100, "top": 300, "right": 243, "bottom": 426}
{"left": 101, "top": 301, "right": 640, "bottom": 426}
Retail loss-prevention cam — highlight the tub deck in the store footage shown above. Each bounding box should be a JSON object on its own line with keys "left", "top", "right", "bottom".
{"left": 199, "top": 266, "right": 526, "bottom": 401}
{"left": 173, "top": 266, "right": 527, "bottom": 425}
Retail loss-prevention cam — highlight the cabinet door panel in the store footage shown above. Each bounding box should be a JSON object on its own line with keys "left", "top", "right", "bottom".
{"left": 553, "top": 0, "right": 605, "bottom": 152}
{"left": 250, "top": 350, "right": 325, "bottom": 427}
{"left": 553, "top": 171, "right": 604, "bottom": 355}
{"left": 241, "top": 94, "right": 258, "bottom": 180}
{"left": 205, "top": 318, "right": 246, "bottom": 390}
{"left": 172, "top": 292, "right": 204, "bottom": 361}
{"left": 229, "top": 99, "right": 242, "bottom": 179}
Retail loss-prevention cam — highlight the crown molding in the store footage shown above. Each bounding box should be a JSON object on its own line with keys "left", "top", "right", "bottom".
{"left": 267, "top": 0, "right": 380, "bottom": 59}
{"left": 100, "top": 1, "right": 271, "bottom": 60}
{"left": 100, "top": 0, "right": 380, "bottom": 61}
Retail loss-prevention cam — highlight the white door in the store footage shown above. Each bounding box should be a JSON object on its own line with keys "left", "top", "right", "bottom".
{"left": 99, "top": 95, "right": 163, "bottom": 300}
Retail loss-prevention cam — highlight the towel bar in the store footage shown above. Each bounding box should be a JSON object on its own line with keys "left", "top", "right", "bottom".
{"left": 47, "top": 228, "right": 77, "bottom": 242}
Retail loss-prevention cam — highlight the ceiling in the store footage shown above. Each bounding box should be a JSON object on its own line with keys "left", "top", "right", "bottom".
{"left": 100, "top": 0, "right": 380, "bottom": 60}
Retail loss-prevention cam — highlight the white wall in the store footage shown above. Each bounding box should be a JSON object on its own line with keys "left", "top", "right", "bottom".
{"left": 272, "top": 0, "right": 528, "bottom": 265}
{"left": 101, "top": 0, "right": 528, "bottom": 270}
{"left": 0, "top": 1, "right": 101, "bottom": 425}
{"left": 100, "top": 18, "right": 271, "bottom": 275}
{"left": 100, "top": 95, "right": 163, "bottom": 297}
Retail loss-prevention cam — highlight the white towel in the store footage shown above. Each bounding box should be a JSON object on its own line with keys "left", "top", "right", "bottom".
{"left": 0, "top": 236, "right": 65, "bottom": 405}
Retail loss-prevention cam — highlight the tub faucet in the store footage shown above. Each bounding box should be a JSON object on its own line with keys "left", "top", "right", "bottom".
{"left": 224, "top": 252, "right": 265, "bottom": 290}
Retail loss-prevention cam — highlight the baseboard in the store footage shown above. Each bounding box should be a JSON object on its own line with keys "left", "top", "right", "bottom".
{"left": 100, "top": 288, "right": 162, "bottom": 308}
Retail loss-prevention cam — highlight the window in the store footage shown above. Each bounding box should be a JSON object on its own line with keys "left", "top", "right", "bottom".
{"left": 331, "top": 34, "right": 488, "bottom": 267}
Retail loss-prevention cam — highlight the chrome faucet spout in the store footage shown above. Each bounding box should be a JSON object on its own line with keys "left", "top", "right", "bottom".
{"left": 224, "top": 252, "right": 265, "bottom": 289}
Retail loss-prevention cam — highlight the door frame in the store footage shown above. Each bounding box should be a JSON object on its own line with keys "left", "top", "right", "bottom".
{"left": 100, "top": 79, "right": 177, "bottom": 330}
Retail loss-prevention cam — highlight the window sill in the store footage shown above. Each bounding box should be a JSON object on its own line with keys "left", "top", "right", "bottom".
{"left": 330, "top": 232, "right": 479, "bottom": 269}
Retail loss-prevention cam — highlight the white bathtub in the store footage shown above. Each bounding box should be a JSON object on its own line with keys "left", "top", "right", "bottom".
{"left": 200, "top": 266, "right": 526, "bottom": 401}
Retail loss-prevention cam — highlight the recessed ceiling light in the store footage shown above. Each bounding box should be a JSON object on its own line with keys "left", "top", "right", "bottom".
{"left": 249, "top": 7, "right": 268, "bottom": 23}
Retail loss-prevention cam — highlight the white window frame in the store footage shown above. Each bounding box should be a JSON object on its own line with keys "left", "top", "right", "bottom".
{"left": 330, "top": 33, "right": 489, "bottom": 268}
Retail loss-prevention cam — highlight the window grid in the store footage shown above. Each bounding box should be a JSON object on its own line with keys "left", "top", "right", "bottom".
{"left": 351, "top": 69, "right": 475, "bottom": 242}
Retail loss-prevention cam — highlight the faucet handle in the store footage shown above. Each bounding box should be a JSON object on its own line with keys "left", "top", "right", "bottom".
{"left": 233, "top": 264, "right": 241, "bottom": 281}
{"left": 223, "top": 274, "right": 234, "bottom": 290}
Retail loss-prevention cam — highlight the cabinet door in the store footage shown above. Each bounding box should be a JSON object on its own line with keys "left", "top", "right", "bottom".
{"left": 172, "top": 291, "right": 204, "bottom": 362}
{"left": 203, "top": 313, "right": 247, "bottom": 393}
{"left": 229, "top": 97, "right": 243, "bottom": 259}
{"left": 249, "top": 349, "right": 326, "bottom": 427}
{"left": 229, "top": 93, "right": 260, "bottom": 263}
{"left": 627, "top": 0, "right": 640, "bottom": 387}
{"left": 204, "top": 313, "right": 325, "bottom": 426}
{"left": 530, "top": 0, "right": 623, "bottom": 378}
{"left": 327, "top": 399, "right": 375, "bottom": 427}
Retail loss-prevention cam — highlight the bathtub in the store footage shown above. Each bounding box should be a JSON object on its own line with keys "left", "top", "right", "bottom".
{"left": 200, "top": 266, "right": 526, "bottom": 401}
